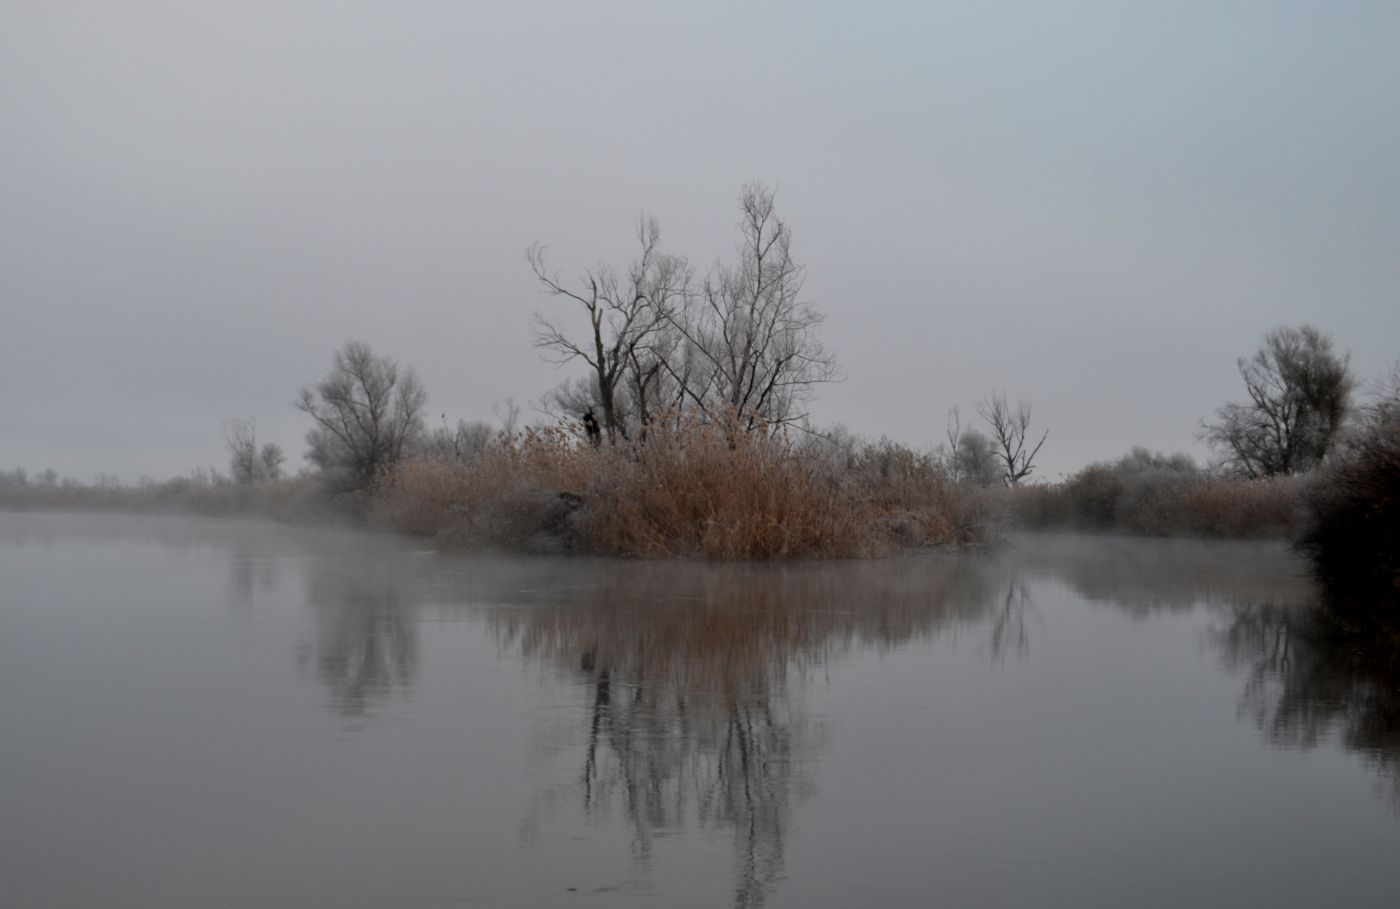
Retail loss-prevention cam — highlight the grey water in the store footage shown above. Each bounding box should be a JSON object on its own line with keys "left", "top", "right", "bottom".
{"left": 2, "top": 512, "right": 1398, "bottom": 908}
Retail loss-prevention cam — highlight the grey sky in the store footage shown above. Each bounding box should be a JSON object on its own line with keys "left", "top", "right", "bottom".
{"left": 3, "top": 1, "right": 1397, "bottom": 482}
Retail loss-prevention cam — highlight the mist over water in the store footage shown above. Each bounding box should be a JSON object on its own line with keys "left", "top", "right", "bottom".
{"left": 2, "top": 512, "right": 1398, "bottom": 907}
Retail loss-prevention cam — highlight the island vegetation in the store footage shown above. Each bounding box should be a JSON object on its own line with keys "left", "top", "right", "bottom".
{"left": 1, "top": 185, "right": 1395, "bottom": 608}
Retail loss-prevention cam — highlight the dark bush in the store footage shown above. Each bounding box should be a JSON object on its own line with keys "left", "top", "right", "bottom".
{"left": 1298, "top": 411, "right": 1400, "bottom": 610}
{"left": 1064, "top": 464, "right": 1126, "bottom": 527}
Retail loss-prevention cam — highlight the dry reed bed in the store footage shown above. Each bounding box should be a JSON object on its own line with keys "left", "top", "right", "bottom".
{"left": 371, "top": 418, "right": 985, "bottom": 559}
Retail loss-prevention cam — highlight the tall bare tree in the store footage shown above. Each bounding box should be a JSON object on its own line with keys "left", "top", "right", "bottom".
{"left": 419, "top": 416, "right": 494, "bottom": 463}
{"left": 225, "top": 418, "right": 287, "bottom": 483}
{"left": 667, "top": 183, "right": 838, "bottom": 430}
{"left": 1201, "top": 325, "right": 1354, "bottom": 477}
{"left": 528, "top": 185, "right": 838, "bottom": 438}
{"left": 529, "top": 217, "right": 689, "bottom": 442}
{"left": 295, "top": 341, "right": 427, "bottom": 493}
{"left": 977, "top": 391, "right": 1049, "bottom": 486}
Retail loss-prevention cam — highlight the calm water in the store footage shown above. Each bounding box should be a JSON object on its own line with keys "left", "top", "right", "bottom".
{"left": 2, "top": 512, "right": 1398, "bottom": 907}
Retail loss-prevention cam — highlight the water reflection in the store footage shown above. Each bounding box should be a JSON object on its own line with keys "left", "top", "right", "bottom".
{"left": 1004, "top": 536, "right": 1400, "bottom": 813}
{"left": 490, "top": 558, "right": 1005, "bottom": 907}
{"left": 989, "top": 577, "right": 1037, "bottom": 663}
{"left": 229, "top": 540, "right": 280, "bottom": 608}
{"left": 278, "top": 529, "right": 1400, "bottom": 902}
{"left": 1005, "top": 532, "right": 1315, "bottom": 614}
{"left": 1213, "top": 605, "right": 1400, "bottom": 809}
{"left": 303, "top": 553, "right": 420, "bottom": 716}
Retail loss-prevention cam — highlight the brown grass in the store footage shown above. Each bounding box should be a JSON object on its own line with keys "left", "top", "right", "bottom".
{"left": 370, "top": 414, "right": 985, "bottom": 559}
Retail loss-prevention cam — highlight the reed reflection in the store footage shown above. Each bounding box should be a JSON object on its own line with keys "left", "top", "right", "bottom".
{"left": 492, "top": 557, "right": 1009, "bottom": 907}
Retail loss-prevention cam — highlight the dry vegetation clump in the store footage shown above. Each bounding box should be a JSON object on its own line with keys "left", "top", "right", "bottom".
{"left": 847, "top": 438, "right": 987, "bottom": 551}
{"left": 1169, "top": 475, "right": 1301, "bottom": 539}
{"left": 584, "top": 415, "right": 863, "bottom": 558}
{"left": 372, "top": 426, "right": 596, "bottom": 549}
{"left": 366, "top": 461, "right": 477, "bottom": 536}
{"left": 370, "top": 415, "right": 985, "bottom": 559}
{"left": 996, "top": 449, "right": 1302, "bottom": 539}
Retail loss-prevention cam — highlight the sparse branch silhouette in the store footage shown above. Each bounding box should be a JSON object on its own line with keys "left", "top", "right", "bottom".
{"left": 529, "top": 184, "right": 837, "bottom": 439}
{"left": 976, "top": 391, "right": 1048, "bottom": 485}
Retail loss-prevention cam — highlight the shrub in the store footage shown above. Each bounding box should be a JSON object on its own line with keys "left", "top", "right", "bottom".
{"left": 997, "top": 448, "right": 1300, "bottom": 539}
{"left": 1298, "top": 411, "right": 1400, "bottom": 610}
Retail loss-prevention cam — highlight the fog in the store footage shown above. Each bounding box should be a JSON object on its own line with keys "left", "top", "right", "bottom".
{"left": 4, "top": 2, "right": 1398, "bottom": 482}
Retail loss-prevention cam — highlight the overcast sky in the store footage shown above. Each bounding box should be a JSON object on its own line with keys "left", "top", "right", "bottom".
{"left": 3, "top": 1, "right": 1397, "bottom": 482}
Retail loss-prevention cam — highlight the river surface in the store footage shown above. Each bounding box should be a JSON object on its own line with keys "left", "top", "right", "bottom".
{"left": 2, "top": 511, "right": 1398, "bottom": 907}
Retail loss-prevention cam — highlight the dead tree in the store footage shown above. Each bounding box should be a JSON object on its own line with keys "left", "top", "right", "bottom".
{"left": 529, "top": 217, "right": 689, "bottom": 442}
{"left": 664, "top": 183, "right": 839, "bottom": 430}
{"left": 977, "top": 391, "right": 1048, "bottom": 486}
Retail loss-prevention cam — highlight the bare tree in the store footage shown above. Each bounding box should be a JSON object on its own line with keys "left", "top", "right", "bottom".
{"left": 977, "top": 391, "right": 1049, "bottom": 485}
{"left": 259, "top": 443, "right": 285, "bottom": 480}
{"left": 493, "top": 398, "right": 522, "bottom": 445}
{"left": 956, "top": 431, "right": 1002, "bottom": 488}
{"left": 225, "top": 419, "right": 285, "bottom": 483}
{"left": 1201, "top": 325, "right": 1354, "bottom": 478}
{"left": 420, "top": 416, "right": 494, "bottom": 463}
{"left": 295, "top": 341, "right": 427, "bottom": 493}
{"left": 943, "top": 407, "right": 1000, "bottom": 487}
{"left": 224, "top": 418, "right": 259, "bottom": 485}
{"left": 527, "top": 185, "right": 838, "bottom": 437}
{"left": 668, "top": 183, "right": 839, "bottom": 430}
{"left": 529, "top": 218, "right": 690, "bottom": 442}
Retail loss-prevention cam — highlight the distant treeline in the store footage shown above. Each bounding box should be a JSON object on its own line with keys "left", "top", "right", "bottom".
{"left": 0, "top": 468, "right": 343, "bottom": 525}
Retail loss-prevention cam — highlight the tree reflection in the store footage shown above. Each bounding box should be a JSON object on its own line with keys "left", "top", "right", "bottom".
{"left": 228, "top": 540, "right": 279, "bottom": 610}
{"left": 989, "top": 578, "right": 1036, "bottom": 663}
{"left": 303, "top": 555, "right": 420, "bottom": 716}
{"left": 493, "top": 558, "right": 1006, "bottom": 907}
{"left": 1212, "top": 604, "right": 1400, "bottom": 809}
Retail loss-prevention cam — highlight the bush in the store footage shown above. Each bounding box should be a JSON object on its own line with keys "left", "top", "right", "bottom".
{"left": 998, "top": 448, "right": 1301, "bottom": 539}
{"left": 1298, "top": 411, "right": 1400, "bottom": 610}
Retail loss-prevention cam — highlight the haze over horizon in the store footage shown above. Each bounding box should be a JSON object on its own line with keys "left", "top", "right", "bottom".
{"left": 4, "top": 2, "right": 1398, "bottom": 483}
